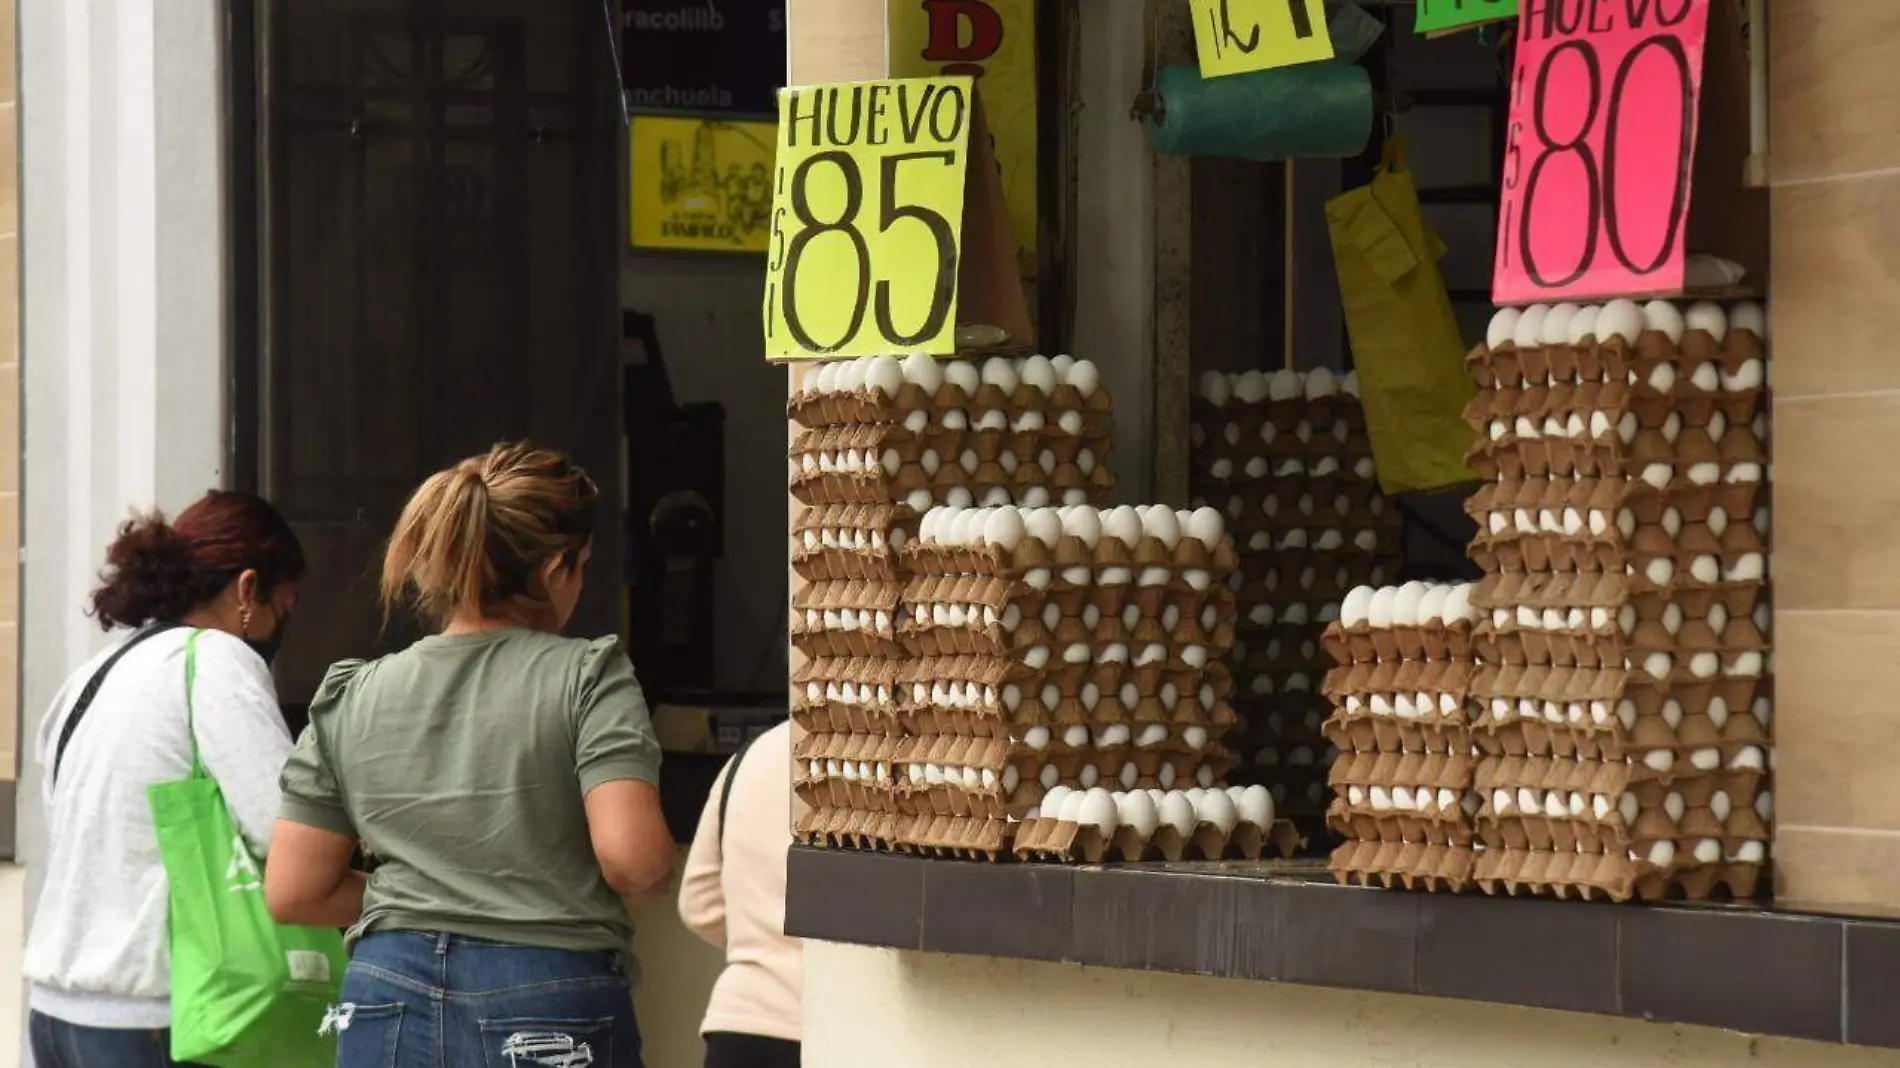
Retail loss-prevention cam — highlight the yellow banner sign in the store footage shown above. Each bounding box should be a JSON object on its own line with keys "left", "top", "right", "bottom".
{"left": 887, "top": 0, "right": 1037, "bottom": 284}
{"left": 628, "top": 114, "right": 777, "bottom": 253}
{"left": 763, "top": 77, "right": 973, "bottom": 361}
{"left": 1189, "top": 0, "right": 1335, "bottom": 77}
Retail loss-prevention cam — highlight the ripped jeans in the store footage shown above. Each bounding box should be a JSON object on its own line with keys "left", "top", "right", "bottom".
{"left": 334, "top": 931, "right": 644, "bottom": 1068}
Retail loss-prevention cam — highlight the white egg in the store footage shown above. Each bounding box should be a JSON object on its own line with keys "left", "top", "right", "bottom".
{"left": 1305, "top": 367, "right": 1338, "bottom": 399}
{"left": 1642, "top": 300, "right": 1686, "bottom": 343}
{"left": 942, "top": 360, "right": 980, "bottom": 395}
{"left": 1368, "top": 586, "right": 1398, "bottom": 628}
{"left": 1263, "top": 369, "right": 1298, "bottom": 401}
{"left": 1730, "top": 301, "right": 1766, "bottom": 340}
{"left": 1486, "top": 307, "right": 1523, "bottom": 349}
{"left": 1391, "top": 582, "right": 1428, "bottom": 626}
{"left": 1567, "top": 305, "right": 1601, "bottom": 344}
{"left": 1685, "top": 301, "right": 1727, "bottom": 342}
{"left": 1596, "top": 299, "right": 1643, "bottom": 345}
{"left": 1723, "top": 358, "right": 1765, "bottom": 391}
{"left": 1140, "top": 507, "right": 1182, "bottom": 547}
{"left": 1198, "top": 370, "right": 1231, "bottom": 405}
{"left": 1512, "top": 305, "right": 1550, "bottom": 349}
{"left": 1063, "top": 507, "right": 1102, "bottom": 547}
{"left": 1117, "top": 791, "right": 1160, "bottom": 838}
{"left": 1067, "top": 359, "right": 1100, "bottom": 397}
{"left": 1237, "top": 785, "right": 1274, "bottom": 828}
{"left": 1221, "top": 370, "right": 1263, "bottom": 404}
{"left": 1157, "top": 792, "right": 1197, "bottom": 838}
{"left": 984, "top": 507, "right": 1026, "bottom": 551}
{"left": 1195, "top": 790, "right": 1239, "bottom": 835}
{"left": 1340, "top": 586, "right": 1375, "bottom": 628}
{"left": 981, "top": 356, "right": 1020, "bottom": 394}
{"left": 900, "top": 352, "right": 943, "bottom": 392}
{"left": 1541, "top": 302, "right": 1580, "bottom": 345}
{"left": 1076, "top": 788, "right": 1120, "bottom": 835}
{"left": 1103, "top": 506, "right": 1143, "bottom": 547}
{"left": 864, "top": 354, "right": 904, "bottom": 397}
{"left": 1444, "top": 583, "right": 1477, "bottom": 624}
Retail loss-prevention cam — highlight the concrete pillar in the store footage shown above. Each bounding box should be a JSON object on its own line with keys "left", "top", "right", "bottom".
{"left": 1766, "top": 0, "right": 1900, "bottom": 915}
{"left": 15, "top": 0, "right": 227, "bottom": 923}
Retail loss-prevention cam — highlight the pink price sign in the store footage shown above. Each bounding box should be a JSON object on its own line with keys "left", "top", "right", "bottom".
{"left": 1493, "top": 0, "right": 1711, "bottom": 305}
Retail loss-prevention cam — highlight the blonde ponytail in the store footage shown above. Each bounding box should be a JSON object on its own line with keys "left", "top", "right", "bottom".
{"left": 381, "top": 442, "right": 598, "bottom": 626}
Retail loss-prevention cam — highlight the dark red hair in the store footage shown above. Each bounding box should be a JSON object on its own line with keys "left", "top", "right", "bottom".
{"left": 90, "top": 491, "right": 307, "bottom": 630}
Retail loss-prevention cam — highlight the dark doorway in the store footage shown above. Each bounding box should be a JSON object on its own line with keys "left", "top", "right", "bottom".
{"left": 238, "top": 0, "right": 623, "bottom": 706}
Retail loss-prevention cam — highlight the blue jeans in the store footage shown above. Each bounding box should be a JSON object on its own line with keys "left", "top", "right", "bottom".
{"left": 337, "top": 931, "right": 643, "bottom": 1068}
{"left": 27, "top": 1013, "right": 204, "bottom": 1067}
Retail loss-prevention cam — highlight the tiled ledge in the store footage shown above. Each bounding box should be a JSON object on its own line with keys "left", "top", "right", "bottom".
{"left": 786, "top": 847, "right": 1900, "bottom": 1049}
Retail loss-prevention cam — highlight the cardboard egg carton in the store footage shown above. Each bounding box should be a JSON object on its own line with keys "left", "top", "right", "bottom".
{"left": 1017, "top": 721, "right": 1230, "bottom": 761}
{"left": 1329, "top": 840, "right": 1478, "bottom": 892}
{"left": 1327, "top": 749, "right": 1475, "bottom": 816}
{"left": 1226, "top": 474, "right": 1390, "bottom": 529}
{"left": 789, "top": 655, "right": 908, "bottom": 733}
{"left": 891, "top": 814, "right": 1013, "bottom": 860}
{"left": 796, "top": 805, "right": 901, "bottom": 851}
{"left": 1013, "top": 813, "right": 1300, "bottom": 863}
{"left": 1470, "top": 571, "right": 1770, "bottom": 650}
{"left": 1024, "top": 747, "right": 1237, "bottom": 794}
{"left": 1191, "top": 425, "right": 1376, "bottom": 479}
{"left": 1465, "top": 488, "right": 1770, "bottom": 578}
{"left": 789, "top": 580, "right": 905, "bottom": 659}
{"left": 903, "top": 532, "right": 1239, "bottom": 596}
{"left": 792, "top": 504, "right": 916, "bottom": 582}
{"left": 1469, "top": 844, "right": 1766, "bottom": 903}
{"left": 787, "top": 367, "right": 1115, "bottom": 431}
{"left": 1471, "top": 757, "right": 1767, "bottom": 833}
{"left": 892, "top": 658, "right": 1239, "bottom": 741}
{"left": 1467, "top": 665, "right": 1769, "bottom": 754}
{"left": 1467, "top": 320, "right": 1765, "bottom": 394}
{"left": 794, "top": 732, "right": 901, "bottom": 813}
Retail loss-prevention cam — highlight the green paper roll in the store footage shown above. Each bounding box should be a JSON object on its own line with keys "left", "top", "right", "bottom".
{"left": 1148, "top": 61, "right": 1374, "bottom": 163}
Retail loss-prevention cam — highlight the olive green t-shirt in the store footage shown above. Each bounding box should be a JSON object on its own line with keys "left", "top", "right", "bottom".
{"left": 278, "top": 628, "right": 662, "bottom": 962}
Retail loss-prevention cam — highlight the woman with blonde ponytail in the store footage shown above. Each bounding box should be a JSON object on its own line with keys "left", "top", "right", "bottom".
{"left": 266, "top": 442, "right": 670, "bottom": 1068}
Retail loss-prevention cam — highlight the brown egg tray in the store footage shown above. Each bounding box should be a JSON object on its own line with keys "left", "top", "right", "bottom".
{"left": 788, "top": 374, "right": 1114, "bottom": 432}
{"left": 792, "top": 504, "right": 918, "bottom": 582}
{"left": 1466, "top": 325, "right": 1764, "bottom": 393}
{"left": 1329, "top": 840, "right": 1477, "bottom": 892}
{"left": 1468, "top": 846, "right": 1764, "bottom": 903}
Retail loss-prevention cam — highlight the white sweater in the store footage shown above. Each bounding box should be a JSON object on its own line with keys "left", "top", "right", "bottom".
{"left": 24, "top": 627, "right": 294, "bottom": 1029}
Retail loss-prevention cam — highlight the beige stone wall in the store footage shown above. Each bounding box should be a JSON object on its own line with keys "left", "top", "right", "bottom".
{"left": 1768, "top": 0, "right": 1900, "bottom": 916}
{"left": 806, "top": 943, "right": 1900, "bottom": 1068}
{"left": 0, "top": 0, "right": 17, "bottom": 782}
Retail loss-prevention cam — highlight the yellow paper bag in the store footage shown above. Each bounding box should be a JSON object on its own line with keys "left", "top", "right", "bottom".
{"left": 1325, "top": 137, "right": 1477, "bottom": 495}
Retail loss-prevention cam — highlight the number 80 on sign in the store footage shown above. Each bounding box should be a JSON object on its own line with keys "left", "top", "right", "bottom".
{"left": 763, "top": 77, "right": 974, "bottom": 361}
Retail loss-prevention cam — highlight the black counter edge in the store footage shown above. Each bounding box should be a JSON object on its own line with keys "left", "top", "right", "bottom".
{"left": 786, "top": 846, "right": 1896, "bottom": 1049}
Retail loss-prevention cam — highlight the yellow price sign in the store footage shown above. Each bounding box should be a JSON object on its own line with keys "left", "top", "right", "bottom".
{"left": 763, "top": 77, "right": 974, "bottom": 361}
{"left": 1189, "top": 0, "right": 1335, "bottom": 78}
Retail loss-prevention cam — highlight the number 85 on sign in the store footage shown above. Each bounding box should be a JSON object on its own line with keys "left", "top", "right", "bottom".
{"left": 763, "top": 77, "right": 974, "bottom": 361}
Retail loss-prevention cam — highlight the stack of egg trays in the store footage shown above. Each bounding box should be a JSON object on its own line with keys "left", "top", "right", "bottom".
{"left": 1456, "top": 301, "right": 1771, "bottom": 901}
{"left": 891, "top": 528, "right": 1288, "bottom": 862}
{"left": 1321, "top": 587, "right": 1481, "bottom": 890}
{"left": 787, "top": 359, "right": 1116, "bottom": 853}
{"left": 1188, "top": 371, "right": 1401, "bottom": 843}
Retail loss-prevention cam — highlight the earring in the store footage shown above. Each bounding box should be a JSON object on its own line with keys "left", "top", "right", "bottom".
{"left": 239, "top": 605, "right": 253, "bottom": 638}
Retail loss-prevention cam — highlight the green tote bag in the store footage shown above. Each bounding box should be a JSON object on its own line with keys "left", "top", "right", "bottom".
{"left": 148, "top": 629, "right": 347, "bottom": 1067}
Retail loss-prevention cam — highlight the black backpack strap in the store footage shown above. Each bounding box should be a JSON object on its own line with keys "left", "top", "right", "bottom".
{"left": 53, "top": 622, "right": 184, "bottom": 784}
{"left": 716, "top": 732, "right": 759, "bottom": 859}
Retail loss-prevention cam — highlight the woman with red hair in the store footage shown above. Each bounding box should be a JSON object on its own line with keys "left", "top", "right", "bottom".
{"left": 23, "top": 490, "right": 315, "bottom": 1068}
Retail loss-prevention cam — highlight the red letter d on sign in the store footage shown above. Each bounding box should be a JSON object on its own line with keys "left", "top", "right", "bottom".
{"left": 921, "top": 0, "right": 1005, "bottom": 79}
